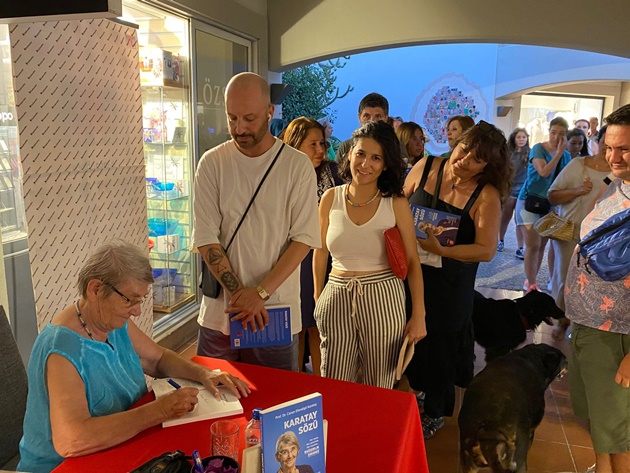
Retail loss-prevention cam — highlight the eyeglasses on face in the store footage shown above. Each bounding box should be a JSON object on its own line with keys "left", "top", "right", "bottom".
{"left": 476, "top": 120, "right": 507, "bottom": 145}
{"left": 278, "top": 445, "right": 298, "bottom": 458}
{"left": 104, "top": 282, "right": 148, "bottom": 307}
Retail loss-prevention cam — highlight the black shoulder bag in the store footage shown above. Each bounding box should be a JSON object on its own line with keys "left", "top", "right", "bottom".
{"left": 200, "top": 143, "right": 285, "bottom": 298}
{"left": 524, "top": 159, "right": 563, "bottom": 215}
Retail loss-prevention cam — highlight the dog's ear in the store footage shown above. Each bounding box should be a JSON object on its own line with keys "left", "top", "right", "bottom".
{"left": 542, "top": 349, "right": 566, "bottom": 377}
{"left": 543, "top": 317, "right": 553, "bottom": 326}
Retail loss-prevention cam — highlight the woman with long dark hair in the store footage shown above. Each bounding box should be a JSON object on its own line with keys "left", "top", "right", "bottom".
{"left": 313, "top": 121, "right": 426, "bottom": 389}
{"left": 404, "top": 121, "right": 511, "bottom": 439}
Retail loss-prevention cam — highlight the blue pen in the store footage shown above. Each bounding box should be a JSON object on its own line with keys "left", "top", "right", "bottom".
{"left": 167, "top": 378, "right": 181, "bottom": 389}
{"left": 192, "top": 449, "right": 204, "bottom": 473}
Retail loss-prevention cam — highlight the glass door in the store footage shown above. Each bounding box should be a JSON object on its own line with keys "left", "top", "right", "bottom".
{"left": 191, "top": 21, "right": 251, "bottom": 161}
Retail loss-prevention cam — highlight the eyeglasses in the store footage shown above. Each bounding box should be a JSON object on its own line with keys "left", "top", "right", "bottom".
{"left": 476, "top": 120, "right": 507, "bottom": 145}
{"left": 104, "top": 282, "right": 148, "bottom": 307}
{"left": 278, "top": 446, "right": 298, "bottom": 458}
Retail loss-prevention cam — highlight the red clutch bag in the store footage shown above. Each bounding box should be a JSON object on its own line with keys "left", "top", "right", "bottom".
{"left": 384, "top": 227, "right": 408, "bottom": 279}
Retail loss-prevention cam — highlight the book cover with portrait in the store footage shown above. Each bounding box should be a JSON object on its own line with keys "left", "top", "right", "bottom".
{"left": 260, "top": 393, "right": 325, "bottom": 473}
{"left": 410, "top": 204, "right": 461, "bottom": 247}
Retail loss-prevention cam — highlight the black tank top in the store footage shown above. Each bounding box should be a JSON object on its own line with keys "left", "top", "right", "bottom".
{"left": 409, "top": 155, "right": 484, "bottom": 245}
{"left": 409, "top": 155, "right": 486, "bottom": 332}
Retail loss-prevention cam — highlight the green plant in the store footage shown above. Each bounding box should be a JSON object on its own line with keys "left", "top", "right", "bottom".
{"left": 281, "top": 57, "right": 354, "bottom": 124}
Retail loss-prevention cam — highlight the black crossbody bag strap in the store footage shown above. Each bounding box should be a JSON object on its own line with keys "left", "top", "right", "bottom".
{"left": 224, "top": 143, "right": 285, "bottom": 251}
{"left": 200, "top": 143, "right": 285, "bottom": 298}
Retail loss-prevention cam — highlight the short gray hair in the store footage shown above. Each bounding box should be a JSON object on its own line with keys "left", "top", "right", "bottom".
{"left": 275, "top": 431, "right": 300, "bottom": 455}
{"left": 77, "top": 240, "right": 153, "bottom": 297}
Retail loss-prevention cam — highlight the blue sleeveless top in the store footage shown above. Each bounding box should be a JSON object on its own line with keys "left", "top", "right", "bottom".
{"left": 18, "top": 322, "right": 147, "bottom": 473}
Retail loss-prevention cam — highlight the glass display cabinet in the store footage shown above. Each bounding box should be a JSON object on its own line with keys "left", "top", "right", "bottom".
{"left": 124, "top": 1, "right": 196, "bottom": 324}
{"left": 142, "top": 83, "right": 195, "bottom": 318}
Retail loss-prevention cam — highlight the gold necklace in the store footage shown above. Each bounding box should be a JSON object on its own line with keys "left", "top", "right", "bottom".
{"left": 345, "top": 187, "right": 380, "bottom": 207}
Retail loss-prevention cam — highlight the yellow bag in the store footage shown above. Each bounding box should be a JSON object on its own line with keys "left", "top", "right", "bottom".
{"left": 533, "top": 212, "right": 575, "bottom": 241}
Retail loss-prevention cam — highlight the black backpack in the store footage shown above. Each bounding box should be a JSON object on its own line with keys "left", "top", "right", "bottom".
{"left": 130, "top": 450, "right": 192, "bottom": 473}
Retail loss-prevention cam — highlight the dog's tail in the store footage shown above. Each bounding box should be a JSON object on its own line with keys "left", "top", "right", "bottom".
{"left": 470, "top": 429, "right": 517, "bottom": 472}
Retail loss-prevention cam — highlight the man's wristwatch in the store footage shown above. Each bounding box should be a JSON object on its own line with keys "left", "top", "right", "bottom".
{"left": 256, "top": 285, "right": 270, "bottom": 301}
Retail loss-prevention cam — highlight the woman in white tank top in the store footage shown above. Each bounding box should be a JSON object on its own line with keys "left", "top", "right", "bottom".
{"left": 313, "top": 121, "right": 427, "bottom": 389}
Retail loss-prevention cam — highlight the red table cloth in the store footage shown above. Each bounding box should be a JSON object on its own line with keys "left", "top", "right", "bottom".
{"left": 54, "top": 356, "right": 428, "bottom": 473}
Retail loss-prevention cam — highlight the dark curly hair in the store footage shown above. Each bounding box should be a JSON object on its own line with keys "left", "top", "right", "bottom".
{"left": 454, "top": 122, "right": 512, "bottom": 202}
{"left": 338, "top": 121, "right": 406, "bottom": 197}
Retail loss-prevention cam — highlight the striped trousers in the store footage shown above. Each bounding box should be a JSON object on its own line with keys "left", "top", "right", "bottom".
{"left": 314, "top": 271, "right": 406, "bottom": 389}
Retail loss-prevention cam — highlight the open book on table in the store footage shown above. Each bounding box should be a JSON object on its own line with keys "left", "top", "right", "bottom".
{"left": 151, "top": 377, "right": 243, "bottom": 428}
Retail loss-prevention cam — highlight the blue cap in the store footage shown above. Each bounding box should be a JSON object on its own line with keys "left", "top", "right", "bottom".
{"left": 252, "top": 408, "right": 262, "bottom": 420}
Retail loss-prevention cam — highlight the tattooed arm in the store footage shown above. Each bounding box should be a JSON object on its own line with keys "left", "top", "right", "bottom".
{"left": 198, "top": 243, "right": 268, "bottom": 331}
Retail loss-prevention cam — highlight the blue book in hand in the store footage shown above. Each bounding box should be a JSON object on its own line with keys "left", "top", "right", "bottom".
{"left": 260, "top": 393, "right": 325, "bottom": 473}
{"left": 410, "top": 203, "right": 461, "bottom": 247}
{"left": 229, "top": 305, "right": 292, "bottom": 349}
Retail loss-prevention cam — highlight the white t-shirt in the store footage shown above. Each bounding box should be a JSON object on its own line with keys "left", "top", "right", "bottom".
{"left": 548, "top": 157, "right": 610, "bottom": 240}
{"left": 191, "top": 138, "right": 321, "bottom": 335}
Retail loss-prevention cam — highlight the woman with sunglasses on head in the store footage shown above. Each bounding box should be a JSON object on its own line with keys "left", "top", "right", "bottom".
{"left": 18, "top": 241, "right": 250, "bottom": 473}
{"left": 403, "top": 121, "right": 510, "bottom": 439}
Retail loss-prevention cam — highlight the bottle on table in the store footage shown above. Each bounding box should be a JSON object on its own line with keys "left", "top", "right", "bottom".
{"left": 245, "top": 408, "right": 262, "bottom": 447}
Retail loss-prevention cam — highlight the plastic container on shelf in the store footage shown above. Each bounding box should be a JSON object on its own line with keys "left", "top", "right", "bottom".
{"left": 145, "top": 177, "right": 159, "bottom": 198}
{"left": 152, "top": 267, "right": 177, "bottom": 286}
{"left": 148, "top": 217, "right": 179, "bottom": 236}
{"left": 152, "top": 181, "right": 175, "bottom": 191}
{"left": 245, "top": 408, "right": 262, "bottom": 447}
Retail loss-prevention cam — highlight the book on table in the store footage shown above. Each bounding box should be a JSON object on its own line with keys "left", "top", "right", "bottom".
{"left": 230, "top": 305, "right": 292, "bottom": 349}
{"left": 259, "top": 392, "right": 325, "bottom": 473}
{"left": 151, "top": 377, "right": 243, "bottom": 428}
{"left": 410, "top": 203, "right": 461, "bottom": 247}
{"left": 242, "top": 420, "right": 328, "bottom": 473}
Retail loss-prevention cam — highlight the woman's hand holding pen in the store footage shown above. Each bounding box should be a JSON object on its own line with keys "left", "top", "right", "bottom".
{"left": 156, "top": 387, "right": 199, "bottom": 421}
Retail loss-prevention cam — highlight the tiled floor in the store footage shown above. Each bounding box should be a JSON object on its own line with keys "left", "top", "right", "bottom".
{"left": 179, "top": 287, "right": 595, "bottom": 473}
{"left": 421, "top": 287, "right": 595, "bottom": 473}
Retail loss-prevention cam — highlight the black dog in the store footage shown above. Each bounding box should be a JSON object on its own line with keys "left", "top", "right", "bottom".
{"left": 473, "top": 290, "right": 565, "bottom": 362}
{"left": 458, "top": 343, "right": 567, "bottom": 473}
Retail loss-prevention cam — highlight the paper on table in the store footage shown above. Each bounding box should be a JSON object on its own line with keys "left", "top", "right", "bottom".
{"left": 396, "top": 335, "right": 414, "bottom": 381}
{"left": 151, "top": 377, "right": 243, "bottom": 428}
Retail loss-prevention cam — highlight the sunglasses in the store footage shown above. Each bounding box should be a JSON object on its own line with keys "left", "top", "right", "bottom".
{"left": 476, "top": 120, "right": 507, "bottom": 145}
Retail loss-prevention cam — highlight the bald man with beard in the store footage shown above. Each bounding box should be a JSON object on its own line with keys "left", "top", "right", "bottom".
{"left": 191, "top": 73, "right": 320, "bottom": 370}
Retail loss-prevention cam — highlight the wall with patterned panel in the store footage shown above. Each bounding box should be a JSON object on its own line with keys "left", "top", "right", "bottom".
{"left": 10, "top": 19, "right": 153, "bottom": 335}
